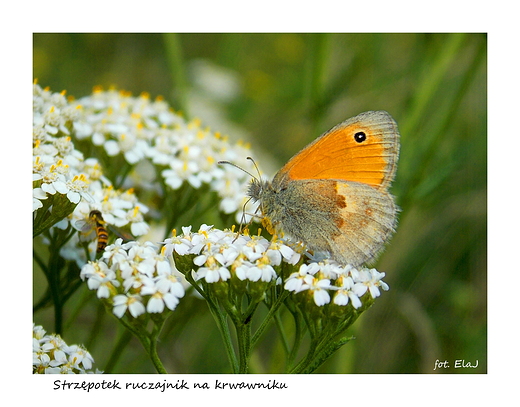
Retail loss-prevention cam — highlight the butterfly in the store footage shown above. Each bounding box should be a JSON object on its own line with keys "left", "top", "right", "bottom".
{"left": 246, "top": 111, "right": 400, "bottom": 267}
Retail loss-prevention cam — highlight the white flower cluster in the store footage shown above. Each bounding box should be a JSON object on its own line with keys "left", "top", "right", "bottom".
{"left": 33, "top": 84, "right": 91, "bottom": 209}
{"left": 162, "top": 225, "right": 389, "bottom": 307}
{"left": 80, "top": 239, "right": 185, "bottom": 318}
{"left": 33, "top": 83, "right": 150, "bottom": 260}
{"left": 284, "top": 262, "right": 390, "bottom": 307}
{"left": 71, "top": 86, "right": 260, "bottom": 218}
{"left": 163, "top": 224, "right": 301, "bottom": 284}
{"left": 33, "top": 324, "right": 100, "bottom": 374}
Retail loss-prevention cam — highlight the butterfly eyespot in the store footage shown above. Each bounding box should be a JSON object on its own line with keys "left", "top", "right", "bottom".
{"left": 354, "top": 131, "right": 367, "bottom": 143}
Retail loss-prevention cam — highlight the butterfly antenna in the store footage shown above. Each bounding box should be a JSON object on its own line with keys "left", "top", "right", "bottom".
{"left": 237, "top": 196, "right": 253, "bottom": 235}
{"left": 246, "top": 156, "right": 263, "bottom": 181}
{"left": 218, "top": 158, "right": 264, "bottom": 235}
{"left": 218, "top": 160, "right": 257, "bottom": 181}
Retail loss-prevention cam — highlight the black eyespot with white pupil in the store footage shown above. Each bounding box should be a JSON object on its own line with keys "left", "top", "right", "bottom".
{"left": 354, "top": 131, "right": 366, "bottom": 143}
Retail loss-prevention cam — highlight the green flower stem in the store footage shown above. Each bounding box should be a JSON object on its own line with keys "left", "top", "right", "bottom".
{"left": 273, "top": 312, "right": 290, "bottom": 356}
{"left": 218, "top": 295, "right": 250, "bottom": 372}
{"left": 103, "top": 329, "right": 133, "bottom": 374}
{"left": 220, "top": 294, "right": 255, "bottom": 374}
{"left": 205, "top": 288, "right": 259, "bottom": 373}
{"left": 251, "top": 288, "right": 289, "bottom": 347}
{"left": 242, "top": 299, "right": 260, "bottom": 325}
{"left": 234, "top": 319, "right": 252, "bottom": 374}
{"left": 290, "top": 331, "right": 341, "bottom": 373}
{"left": 183, "top": 272, "right": 239, "bottom": 373}
{"left": 46, "top": 231, "right": 69, "bottom": 333}
{"left": 34, "top": 223, "right": 79, "bottom": 333}
{"left": 286, "top": 310, "right": 304, "bottom": 372}
{"left": 116, "top": 314, "right": 168, "bottom": 374}
{"left": 149, "top": 317, "right": 168, "bottom": 374}
{"left": 287, "top": 299, "right": 371, "bottom": 373}
{"left": 208, "top": 304, "right": 239, "bottom": 373}
{"left": 290, "top": 336, "right": 319, "bottom": 374}
{"left": 49, "top": 269, "right": 63, "bottom": 334}
{"left": 293, "top": 336, "right": 354, "bottom": 374}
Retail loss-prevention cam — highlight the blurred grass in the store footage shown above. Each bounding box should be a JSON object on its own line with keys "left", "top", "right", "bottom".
{"left": 33, "top": 33, "right": 486, "bottom": 373}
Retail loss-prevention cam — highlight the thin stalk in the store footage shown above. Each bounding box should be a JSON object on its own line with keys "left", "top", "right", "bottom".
{"left": 184, "top": 272, "right": 238, "bottom": 372}
{"left": 286, "top": 311, "right": 304, "bottom": 372}
{"left": 103, "top": 330, "right": 133, "bottom": 374}
{"left": 235, "top": 320, "right": 252, "bottom": 374}
{"left": 251, "top": 289, "right": 289, "bottom": 347}
{"left": 273, "top": 312, "right": 290, "bottom": 356}
{"left": 149, "top": 318, "right": 168, "bottom": 374}
{"left": 47, "top": 234, "right": 64, "bottom": 334}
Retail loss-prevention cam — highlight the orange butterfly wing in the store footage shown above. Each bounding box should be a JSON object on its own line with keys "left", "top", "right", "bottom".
{"left": 277, "top": 111, "right": 399, "bottom": 190}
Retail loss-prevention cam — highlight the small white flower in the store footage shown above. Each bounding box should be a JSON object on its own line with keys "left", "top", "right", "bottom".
{"left": 102, "top": 238, "right": 129, "bottom": 265}
{"left": 113, "top": 293, "right": 146, "bottom": 318}
{"left": 242, "top": 237, "right": 269, "bottom": 262}
{"left": 163, "top": 234, "right": 192, "bottom": 256}
{"left": 235, "top": 261, "right": 253, "bottom": 281}
{"left": 333, "top": 275, "right": 356, "bottom": 306}
{"left": 195, "top": 255, "right": 231, "bottom": 283}
{"left": 85, "top": 268, "right": 119, "bottom": 299}
{"left": 141, "top": 284, "right": 181, "bottom": 313}
{"left": 313, "top": 286, "right": 331, "bottom": 306}
{"left": 364, "top": 268, "right": 389, "bottom": 298}
{"left": 247, "top": 260, "right": 276, "bottom": 282}
{"left": 352, "top": 268, "right": 373, "bottom": 298}
{"left": 33, "top": 187, "right": 47, "bottom": 211}
{"left": 302, "top": 275, "right": 332, "bottom": 306}
{"left": 64, "top": 174, "right": 90, "bottom": 204}
{"left": 33, "top": 324, "right": 46, "bottom": 340}
{"left": 122, "top": 270, "right": 153, "bottom": 292}
{"left": 65, "top": 345, "right": 95, "bottom": 370}
{"left": 154, "top": 273, "right": 185, "bottom": 298}
{"left": 49, "top": 349, "right": 68, "bottom": 367}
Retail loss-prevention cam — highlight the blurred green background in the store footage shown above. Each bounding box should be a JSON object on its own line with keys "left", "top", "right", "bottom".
{"left": 33, "top": 33, "right": 486, "bottom": 373}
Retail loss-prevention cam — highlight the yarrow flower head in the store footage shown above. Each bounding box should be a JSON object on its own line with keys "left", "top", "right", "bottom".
{"left": 80, "top": 239, "right": 185, "bottom": 319}
{"left": 33, "top": 83, "right": 150, "bottom": 255}
{"left": 162, "top": 225, "right": 389, "bottom": 311}
{"left": 33, "top": 84, "right": 89, "bottom": 209}
{"left": 70, "top": 86, "right": 262, "bottom": 223}
{"left": 284, "top": 260, "right": 389, "bottom": 308}
{"left": 163, "top": 225, "right": 301, "bottom": 286}
{"left": 33, "top": 324, "right": 101, "bottom": 374}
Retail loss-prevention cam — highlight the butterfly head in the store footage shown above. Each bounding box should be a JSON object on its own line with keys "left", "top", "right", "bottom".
{"left": 247, "top": 176, "right": 269, "bottom": 201}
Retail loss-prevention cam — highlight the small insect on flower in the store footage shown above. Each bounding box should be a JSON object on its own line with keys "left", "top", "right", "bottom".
{"left": 76, "top": 210, "right": 108, "bottom": 252}
{"left": 89, "top": 210, "right": 108, "bottom": 252}
{"left": 75, "top": 210, "right": 133, "bottom": 253}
